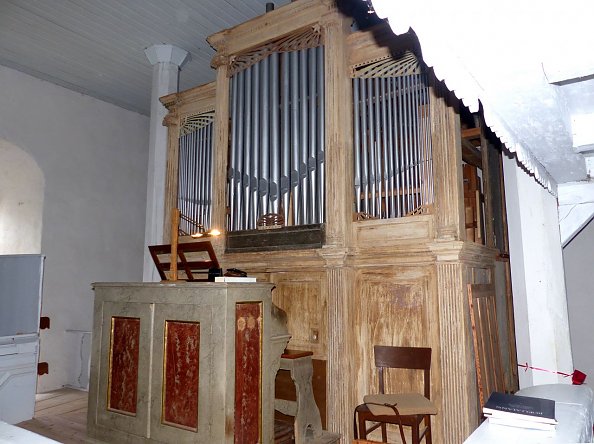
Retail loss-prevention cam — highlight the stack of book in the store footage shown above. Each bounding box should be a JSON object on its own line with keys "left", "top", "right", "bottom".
{"left": 483, "top": 392, "right": 558, "bottom": 432}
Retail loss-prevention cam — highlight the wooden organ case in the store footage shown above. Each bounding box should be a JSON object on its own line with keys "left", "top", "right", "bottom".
{"left": 160, "top": 1, "right": 518, "bottom": 442}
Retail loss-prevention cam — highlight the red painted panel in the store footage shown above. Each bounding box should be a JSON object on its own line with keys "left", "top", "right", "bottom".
{"left": 108, "top": 316, "right": 140, "bottom": 415}
{"left": 234, "top": 302, "right": 262, "bottom": 444}
{"left": 162, "top": 320, "right": 200, "bottom": 431}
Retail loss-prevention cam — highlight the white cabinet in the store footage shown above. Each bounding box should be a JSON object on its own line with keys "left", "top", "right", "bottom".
{"left": 0, "top": 254, "right": 45, "bottom": 424}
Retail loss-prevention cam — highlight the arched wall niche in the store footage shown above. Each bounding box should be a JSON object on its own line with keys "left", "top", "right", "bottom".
{"left": 0, "top": 139, "right": 44, "bottom": 254}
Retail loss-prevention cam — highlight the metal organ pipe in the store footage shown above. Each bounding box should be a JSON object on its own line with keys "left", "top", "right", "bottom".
{"left": 386, "top": 76, "right": 396, "bottom": 218}
{"left": 299, "top": 49, "right": 309, "bottom": 225}
{"left": 360, "top": 77, "right": 369, "bottom": 215}
{"left": 226, "top": 46, "right": 325, "bottom": 231}
{"left": 352, "top": 72, "right": 432, "bottom": 220}
{"left": 243, "top": 66, "right": 253, "bottom": 230}
{"left": 290, "top": 50, "right": 300, "bottom": 226}
{"left": 251, "top": 62, "right": 261, "bottom": 229}
{"left": 380, "top": 77, "right": 389, "bottom": 219}
{"left": 281, "top": 52, "right": 291, "bottom": 225}
{"left": 308, "top": 47, "right": 317, "bottom": 225}
{"left": 353, "top": 78, "right": 361, "bottom": 213}
{"left": 177, "top": 117, "right": 214, "bottom": 234}
{"left": 316, "top": 46, "right": 325, "bottom": 223}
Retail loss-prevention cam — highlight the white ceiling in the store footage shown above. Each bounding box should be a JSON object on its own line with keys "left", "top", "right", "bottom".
{"left": 1, "top": 0, "right": 591, "bottom": 187}
{"left": 0, "top": 0, "right": 289, "bottom": 115}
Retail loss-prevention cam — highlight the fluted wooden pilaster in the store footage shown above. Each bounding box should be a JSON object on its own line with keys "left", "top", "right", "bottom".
{"left": 322, "top": 13, "right": 353, "bottom": 248}
{"left": 436, "top": 260, "right": 478, "bottom": 442}
{"left": 323, "top": 250, "right": 354, "bottom": 443}
{"left": 212, "top": 60, "right": 230, "bottom": 234}
{"left": 431, "top": 86, "right": 464, "bottom": 240}
{"left": 162, "top": 105, "right": 179, "bottom": 243}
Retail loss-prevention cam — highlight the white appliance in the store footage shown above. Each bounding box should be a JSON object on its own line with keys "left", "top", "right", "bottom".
{"left": 0, "top": 254, "right": 45, "bottom": 424}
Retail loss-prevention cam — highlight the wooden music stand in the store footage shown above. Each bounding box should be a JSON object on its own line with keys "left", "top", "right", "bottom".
{"left": 149, "top": 241, "right": 220, "bottom": 282}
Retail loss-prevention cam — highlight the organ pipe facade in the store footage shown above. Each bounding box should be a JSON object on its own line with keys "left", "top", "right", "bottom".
{"left": 160, "top": 2, "right": 517, "bottom": 443}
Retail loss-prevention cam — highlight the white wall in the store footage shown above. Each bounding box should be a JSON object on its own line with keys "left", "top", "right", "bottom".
{"left": 0, "top": 65, "right": 149, "bottom": 391}
{"left": 503, "top": 154, "right": 573, "bottom": 388}
{"left": 563, "top": 218, "right": 594, "bottom": 382}
{"left": 0, "top": 140, "right": 44, "bottom": 253}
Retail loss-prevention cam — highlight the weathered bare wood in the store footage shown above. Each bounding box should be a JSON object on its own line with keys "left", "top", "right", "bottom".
{"left": 467, "top": 283, "right": 506, "bottom": 407}
{"left": 155, "top": 4, "right": 516, "bottom": 443}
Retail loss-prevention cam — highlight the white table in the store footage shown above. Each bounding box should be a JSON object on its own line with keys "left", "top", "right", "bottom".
{"left": 464, "top": 384, "right": 594, "bottom": 443}
{"left": 0, "top": 421, "right": 60, "bottom": 444}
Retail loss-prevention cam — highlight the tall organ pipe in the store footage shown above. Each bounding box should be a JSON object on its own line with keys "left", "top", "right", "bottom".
{"left": 281, "top": 52, "right": 291, "bottom": 224}
{"left": 290, "top": 50, "right": 300, "bottom": 226}
{"left": 308, "top": 47, "right": 317, "bottom": 224}
{"left": 353, "top": 78, "right": 361, "bottom": 213}
{"left": 367, "top": 78, "right": 376, "bottom": 217}
{"left": 243, "top": 66, "right": 253, "bottom": 229}
{"left": 235, "top": 70, "right": 245, "bottom": 229}
{"left": 251, "top": 62, "right": 261, "bottom": 229}
{"left": 373, "top": 77, "right": 382, "bottom": 217}
{"left": 299, "top": 49, "right": 309, "bottom": 225}
{"left": 386, "top": 76, "right": 396, "bottom": 218}
{"left": 260, "top": 56, "right": 270, "bottom": 216}
{"left": 229, "top": 74, "right": 238, "bottom": 230}
{"left": 360, "top": 77, "right": 369, "bottom": 215}
{"left": 316, "top": 45, "right": 325, "bottom": 223}
{"left": 380, "top": 77, "right": 389, "bottom": 218}
{"left": 270, "top": 52, "right": 280, "bottom": 215}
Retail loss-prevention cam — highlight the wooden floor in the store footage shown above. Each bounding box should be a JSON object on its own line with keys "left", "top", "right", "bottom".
{"left": 17, "top": 388, "right": 91, "bottom": 444}
{"left": 16, "top": 388, "right": 298, "bottom": 443}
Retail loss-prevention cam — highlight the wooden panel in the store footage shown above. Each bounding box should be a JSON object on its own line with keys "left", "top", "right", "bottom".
{"left": 467, "top": 283, "right": 505, "bottom": 408}
{"left": 162, "top": 320, "right": 200, "bottom": 431}
{"left": 235, "top": 302, "right": 263, "bottom": 444}
{"left": 353, "top": 215, "right": 433, "bottom": 247}
{"left": 108, "top": 317, "right": 140, "bottom": 416}
{"left": 226, "top": 224, "right": 324, "bottom": 253}
{"left": 353, "top": 268, "right": 433, "bottom": 399}
{"left": 272, "top": 272, "right": 326, "bottom": 356}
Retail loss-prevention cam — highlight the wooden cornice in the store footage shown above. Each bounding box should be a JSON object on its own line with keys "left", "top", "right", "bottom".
{"left": 207, "top": 0, "right": 334, "bottom": 58}
{"left": 429, "top": 239, "right": 498, "bottom": 264}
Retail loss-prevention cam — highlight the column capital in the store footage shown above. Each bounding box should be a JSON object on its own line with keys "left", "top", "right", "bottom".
{"left": 144, "top": 44, "right": 190, "bottom": 69}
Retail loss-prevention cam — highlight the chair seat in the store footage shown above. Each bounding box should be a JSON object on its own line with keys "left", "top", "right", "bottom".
{"left": 363, "top": 393, "right": 438, "bottom": 416}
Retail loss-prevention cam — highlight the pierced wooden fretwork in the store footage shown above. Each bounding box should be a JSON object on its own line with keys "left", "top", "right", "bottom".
{"left": 179, "top": 110, "right": 215, "bottom": 137}
{"left": 228, "top": 25, "right": 322, "bottom": 76}
{"left": 352, "top": 51, "right": 420, "bottom": 79}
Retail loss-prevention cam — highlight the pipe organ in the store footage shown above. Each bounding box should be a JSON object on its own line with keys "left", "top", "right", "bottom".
{"left": 177, "top": 111, "right": 215, "bottom": 235}
{"left": 228, "top": 39, "right": 325, "bottom": 230}
{"left": 160, "top": 1, "right": 517, "bottom": 442}
{"left": 352, "top": 53, "right": 433, "bottom": 219}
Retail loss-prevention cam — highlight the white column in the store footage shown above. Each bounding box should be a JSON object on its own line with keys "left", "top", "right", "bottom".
{"left": 142, "top": 45, "right": 189, "bottom": 281}
{"left": 503, "top": 155, "right": 573, "bottom": 388}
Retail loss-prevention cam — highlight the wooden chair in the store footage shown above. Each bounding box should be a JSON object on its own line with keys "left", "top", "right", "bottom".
{"left": 354, "top": 346, "right": 437, "bottom": 444}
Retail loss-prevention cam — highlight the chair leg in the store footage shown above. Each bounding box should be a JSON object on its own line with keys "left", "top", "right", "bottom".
{"left": 412, "top": 421, "right": 419, "bottom": 444}
{"left": 381, "top": 423, "right": 388, "bottom": 442}
{"left": 424, "top": 416, "right": 432, "bottom": 444}
{"left": 358, "top": 417, "right": 368, "bottom": 440}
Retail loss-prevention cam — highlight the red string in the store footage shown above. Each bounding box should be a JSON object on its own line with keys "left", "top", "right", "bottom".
{"left": 518, "top": 363, "right": 587, "bottom": 385}
{"left": 518, "top": 362, "right": 572, "bottom": 378}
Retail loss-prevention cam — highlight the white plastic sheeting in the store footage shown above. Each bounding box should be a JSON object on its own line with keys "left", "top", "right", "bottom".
{"left": 464, "top": 384, "right": 594, "bottom": 443}
{"left": 370, "top": 0, "right": 594, "bottom": 193}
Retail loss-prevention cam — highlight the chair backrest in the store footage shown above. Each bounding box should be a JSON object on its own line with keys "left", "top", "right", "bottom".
{"left": 374, "top": 345, "right": 432, "bottom": 400}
